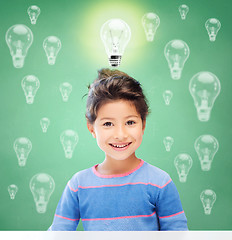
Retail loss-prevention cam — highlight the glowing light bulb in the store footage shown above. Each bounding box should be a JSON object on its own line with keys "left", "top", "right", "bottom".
{"left": 100, "top": 18, "right": 131, "bottom": 67}
{"left": 142, "top": 12, "right": 160, "bottom": 41}
{"left": 163, "top": 90, "right": 173, "bottom": 105}
{"left": 164, "top": 39, "right": 190, "bottom": 80}
{"left": 200, "top": 189, "right": 216, "bottom": 215}
{"left": 59, "top": 82, "right": 72, "bottom": 102}
{"left": 14, "top": 137, "right": 32, "bottom": 167}
{"left": 30, "top": 173, "right": 55, "bottom": 213}
{"left": 194, "top": 135, "right": 219, "bottom": 171}
{"left": 43, "top": 36, "right": 61, "bottom": 65}
{"left": 205, "top": 18, "right": 221, "bottom": 42}
{"left": 8, "top": 184, "right": 18, "bottom": 200}
{"left": 178, "top": 5, "right": 189, "bottom": 20}
{"left": 189, "top": 72, "right": 221, "bottom": 122}
{"left": 5, "top": 24, "right": 33, "bottom": 68}
{"left": 163, "top": 136, "right": 174, "bottom": 152}
{"left": 174, "top": 153, "right": 192, "bottom": 183}
{"left": 27, "top": 5, "right": 41, "bottom": 24}
{"left": 21, "top": 75, "right": 40, "bottom": 104}
{"left": 40, "top": 117, "right": 50, "bottom": 133}
{"left": 60, "top": 130, "right": 79, "bottom": 159}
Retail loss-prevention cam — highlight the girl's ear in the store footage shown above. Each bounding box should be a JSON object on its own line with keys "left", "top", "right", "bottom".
{"left": 87, "top": 121, "right": 96, "bottom": 138}
{"left": 142, "top": 119, "right": 146, "bottom": 134}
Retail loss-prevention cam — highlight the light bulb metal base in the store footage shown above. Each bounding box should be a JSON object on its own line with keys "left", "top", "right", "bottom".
{"left": 42, "top": 127, "right": 48, "bottom": 133}
{"left": 26, "top": 96, "right": 34, "bottom": 104}
{"left": 209, "top": 34, "right": 216, "bottom": 42}
{"left": 13, "top": 56, "right": 25, "bottom": 68}
{"left": 171, "top": 68, "right": 182, "bottom": 80}
{"left": 36, "top": 202, "right": 47, "bottom": 214}
{"left": 10, "top": 195, "right": 15, "bottom": 200}
{"left": 200, "top": 161, "right": 212, "bottom": 171}
{"left": 64, "top": 150, "right": 73, "bottom": 159}
{"left": 197, "top": 109, "right": 211, "bottom": 122}
{"left": 180, "top": 14, "right": 186, "bottom": 20}
{"left": 179, "top": 174, "right": 187, "bottom": 183}
{"left": 62, "top": 96, "right": 69, "bottom": 102}
{"left": 165, "top": 147, "right": 171, "bottom": 152}
{"left": 145, "top": 33, "right": 154, "bottom": 42}
{"left": 204, "top": 207, "right": 212, "bottom": 215}
{"left": 30, "top": 17, "right": 37, "bottom": 25}
{"left": 108, "top": 55, "right": 122, "bottom": 67}
{"left": 18, "top": 158, "right": 26, "bottom": 167}
{"left": 48, "top": 56, "right": 56, "bottom": 65}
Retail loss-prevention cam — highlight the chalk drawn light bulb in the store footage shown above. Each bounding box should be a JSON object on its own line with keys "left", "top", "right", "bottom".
{"left": 142, "top": 12, "right": 160, "bottom": 42}
{"left": 21, "top": 75, "right": 40, "bottom": 104}
{"left": 205, "top": 18, "right": 221, "bottom": 42}
{"left": 174, "top": 153, "right": 192, "bottom": 183}
{"left": 43, "top": 36, "right": 61, "bottom": 65}
{"left": 163, "top": 90, "right": 173, "bottom": 105}
{"left": 194, "top": 135, "right": 219, "bottom": 171}
{"left": 8, "top": 184, "right": 18, "bottom": 200}
{"left": 200, "top": 189, "right": 216, "bottom": 215}
{"left": 13, "top": 137, "right": 32, "bottom": 167}
{"left": 40, "top": 117, "right": 50, "bottom": 133}
{"left": 30, "top": 173, "right": 55, "bottom": 213}
{"left": 163, "top": 136, "right": 174, "bottom": 152}
{"left": 27, "top": 5, "right": 41, "bottom": 24}
{"left": 189, "top": 72, "right": 221, "bottom": 122}
{"left": 100, "top": 19, "right": 131, "bottom": 67}
{"left": 178, "top": 5, "right": 189, "bottom": 20}
{"left": 60, "top": 130, "right": 79, "bottom": 159}
{"left": 5, "top": 24, "right": 33, "bottom": 68}
{"left": 60, "top": 82, "right": 72, "bottom": 102}
{"left": 164, "top": 39, "right": 190, "bottom": 80}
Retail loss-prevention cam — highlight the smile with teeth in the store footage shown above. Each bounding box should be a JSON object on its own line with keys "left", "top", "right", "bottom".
{"left": 109, "top": 142, "right": 132, "bottom": 149}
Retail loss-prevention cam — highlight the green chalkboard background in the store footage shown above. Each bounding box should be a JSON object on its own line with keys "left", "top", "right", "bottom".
{"left": 0, "top": 0, "right": 231, "bottom": 231}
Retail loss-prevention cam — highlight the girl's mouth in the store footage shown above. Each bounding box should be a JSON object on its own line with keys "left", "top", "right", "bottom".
{"left": 109, "top": 142, "right": 132, "bottom": 151}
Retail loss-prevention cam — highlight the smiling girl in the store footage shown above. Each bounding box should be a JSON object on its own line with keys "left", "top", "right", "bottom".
{"left": 49, "top": 68, "right": 188, "bottom": 231}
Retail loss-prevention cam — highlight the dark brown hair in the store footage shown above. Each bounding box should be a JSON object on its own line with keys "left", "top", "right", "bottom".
{"left": 85, "top": 68, "right": 149, "bottom": 124}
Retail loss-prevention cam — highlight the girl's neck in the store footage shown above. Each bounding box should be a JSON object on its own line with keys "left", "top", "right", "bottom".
{"left": 96, "top": 155, "right": 141, "bottom": 175}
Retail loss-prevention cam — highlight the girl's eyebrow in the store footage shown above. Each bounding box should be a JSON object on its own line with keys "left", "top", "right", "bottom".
{"left": 100, "top": 117, "right": 114, "bottom": 121}
{"left": 100, "top": 115, "right": 139, "bottom": 121}
{"left": 126, "top": 115, "right": 139, "bottom": 119}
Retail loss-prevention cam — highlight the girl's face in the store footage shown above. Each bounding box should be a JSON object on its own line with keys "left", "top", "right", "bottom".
{"left": 87, "top": 100, "right": 146, "bottom": 162}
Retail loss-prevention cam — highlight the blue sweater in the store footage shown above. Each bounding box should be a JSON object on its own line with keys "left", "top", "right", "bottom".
{"left": 49, "top": 160, "right": 188, "bottom": 231}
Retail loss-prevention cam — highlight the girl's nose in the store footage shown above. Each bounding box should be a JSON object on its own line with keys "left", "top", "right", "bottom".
{"left": 114, "top": 125, "right": 128, "bottom": 140}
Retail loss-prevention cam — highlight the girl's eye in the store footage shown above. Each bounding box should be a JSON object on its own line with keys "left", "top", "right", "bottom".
{"left": 103, "top": 122, "right": 113, "bottom": 127}
{"left": 126, "top": 120, "right": 136, "bottom": 125}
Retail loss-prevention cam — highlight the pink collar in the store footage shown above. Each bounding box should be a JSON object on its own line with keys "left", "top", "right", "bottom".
{"left": 92, "top": 159, "right": 144, "bottom": 178}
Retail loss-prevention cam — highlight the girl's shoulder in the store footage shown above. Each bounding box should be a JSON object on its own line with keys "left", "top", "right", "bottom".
{"left": 70, "top": 166, "right": 93, "bottom": 182}
{"left": 142, "top": 161, "right": 171, "bottom": 186}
